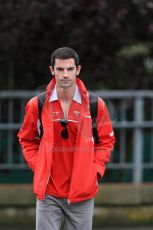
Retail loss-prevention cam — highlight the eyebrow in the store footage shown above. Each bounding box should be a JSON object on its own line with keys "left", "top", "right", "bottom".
{"left": 56, "top": 67, "right": 75, "bottom": 70}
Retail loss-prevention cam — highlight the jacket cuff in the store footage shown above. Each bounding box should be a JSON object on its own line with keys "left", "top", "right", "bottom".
{"left": 94, "top": 162, "right": 106, "bottom": 179}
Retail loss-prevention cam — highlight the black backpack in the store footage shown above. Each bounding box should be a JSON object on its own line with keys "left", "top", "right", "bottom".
{"left": 38, "top": 91, "right": 100, "bottom": 144}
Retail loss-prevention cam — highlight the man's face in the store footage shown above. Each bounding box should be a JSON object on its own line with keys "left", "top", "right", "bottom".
{"left": 50, "top": 58, "right": 81, "bottom": 89}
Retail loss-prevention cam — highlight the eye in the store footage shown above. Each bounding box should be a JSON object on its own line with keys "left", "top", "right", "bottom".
{"left": 67, "top": 67, "right": 75, "bottom": 71}
{"left": 56, "top": 67, "right": 63, "bottom": 71}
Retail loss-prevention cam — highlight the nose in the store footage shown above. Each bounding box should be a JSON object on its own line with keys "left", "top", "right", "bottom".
{"left": 63, "top": 69, "right": 68, "bottom": 77}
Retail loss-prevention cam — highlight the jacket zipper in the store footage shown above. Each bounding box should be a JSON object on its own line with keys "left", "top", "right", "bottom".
{"left": 46, "top": 172, "right": 51, "bottom": 186}
{"left": 42, "top": 172, "right": 51, "bottom": 198}
{"left": 67, "top": 199, "right": 71, "bottom": 205}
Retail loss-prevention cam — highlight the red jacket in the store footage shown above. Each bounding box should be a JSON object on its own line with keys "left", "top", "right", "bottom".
{"left": 18, "top": 77, "right": 115, "bottom": 203}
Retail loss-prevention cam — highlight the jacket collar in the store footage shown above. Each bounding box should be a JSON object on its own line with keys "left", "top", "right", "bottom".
{"left": 49, "top": 84, "right": 82, "bottom": 104}
{"left": 46, "top": 77, "right": 89, "bottom": 106}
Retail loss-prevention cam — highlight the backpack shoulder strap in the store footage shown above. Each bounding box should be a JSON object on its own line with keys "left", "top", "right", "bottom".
{"left": 89, "top": 92, "right": 100, "bottom": 144}
{"left": 38, "top": 92, "right": 46, "bottom": 138}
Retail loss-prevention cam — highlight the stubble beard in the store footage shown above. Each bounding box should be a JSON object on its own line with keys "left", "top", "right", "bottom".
{"left": 59, "top": 79, "right": 76, "bottom": 89}
{"left": 60, "top": 82, "right": 73, "bottom": 89}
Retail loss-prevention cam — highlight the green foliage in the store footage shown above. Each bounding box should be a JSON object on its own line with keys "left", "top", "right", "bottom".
{"left": 0, "top": 0, "right": 153, "bottom": 90}
{"left": 144, "top": 57, "right": 153, "bottom": 74}
{"left": 118, "top": 43, "right": 150, "bottom": 59}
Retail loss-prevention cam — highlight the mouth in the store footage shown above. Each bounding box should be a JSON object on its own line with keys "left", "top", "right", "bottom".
{"left": 61, "top": 79, "right": 70, "bottom": 83}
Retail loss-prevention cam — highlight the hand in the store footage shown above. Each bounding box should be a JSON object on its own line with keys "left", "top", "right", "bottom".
{"left": 97, "top": 172, "right": 101, "bottom": 180}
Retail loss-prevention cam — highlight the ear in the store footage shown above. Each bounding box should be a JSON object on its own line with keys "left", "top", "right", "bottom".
{"left": 49, "top": 66, "right": 54, "bottom": 76}
{"left": 76, "top": 65, "right": 81, "bottom": 76}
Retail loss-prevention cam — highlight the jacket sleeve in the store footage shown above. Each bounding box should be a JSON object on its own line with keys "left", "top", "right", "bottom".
{"left": 94, "top": 97, "right": 115, "bottom": 179}
{"left": 17, "top": 97, "right": 40, "bottom": 172}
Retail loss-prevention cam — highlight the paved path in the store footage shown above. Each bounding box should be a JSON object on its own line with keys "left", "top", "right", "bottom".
{"left": 94, "top": 229, "right": 153, "bottom": 230}
{"left": 1, "top": 227, "right": 153, "bottom": 230}
{"left": 95, "top": 229, "right": 153, "bottom": 230}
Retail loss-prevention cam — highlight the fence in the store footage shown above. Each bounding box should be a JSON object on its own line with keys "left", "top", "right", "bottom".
{"left": 0, "top": 90, "right": 153, "bottom": 184}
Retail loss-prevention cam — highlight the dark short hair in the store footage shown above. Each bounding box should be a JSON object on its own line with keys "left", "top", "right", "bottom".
{"left": 51, "top": 47, "right": 79, "bottom": 67}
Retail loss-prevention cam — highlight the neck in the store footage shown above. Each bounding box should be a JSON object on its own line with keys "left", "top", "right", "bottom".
{"left": 56, "top": 84, "right": 76, "bottom": 102}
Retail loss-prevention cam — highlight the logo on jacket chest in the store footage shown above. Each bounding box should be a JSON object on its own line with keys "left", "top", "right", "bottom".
{"left": 52, "top": 111, "right": 60, "bottom": 117}
{"left": 74, "top": 111, "right": 80, "bottom": 117}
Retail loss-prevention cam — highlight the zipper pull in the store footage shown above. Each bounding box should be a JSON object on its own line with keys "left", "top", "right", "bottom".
{"left": 67, "top": 199, "right": 71, "bottom": 205}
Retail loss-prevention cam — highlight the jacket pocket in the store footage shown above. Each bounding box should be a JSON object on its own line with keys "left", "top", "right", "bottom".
{"left": 85, "top": 163, "right": 98, "bottom": 195}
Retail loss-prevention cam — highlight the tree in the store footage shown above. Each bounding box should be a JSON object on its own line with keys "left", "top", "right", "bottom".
{"left": 0, "top": 0, "right": 153, "bottom": 90}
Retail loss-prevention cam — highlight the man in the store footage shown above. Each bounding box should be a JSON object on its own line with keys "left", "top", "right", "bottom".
{"left": 18, "top": 47, "right": 115, "bottom": 230}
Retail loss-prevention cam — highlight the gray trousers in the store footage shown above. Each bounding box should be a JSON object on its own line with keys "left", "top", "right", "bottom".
{"left": 36, "top": 194, "right": 94, "bottom": 230}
